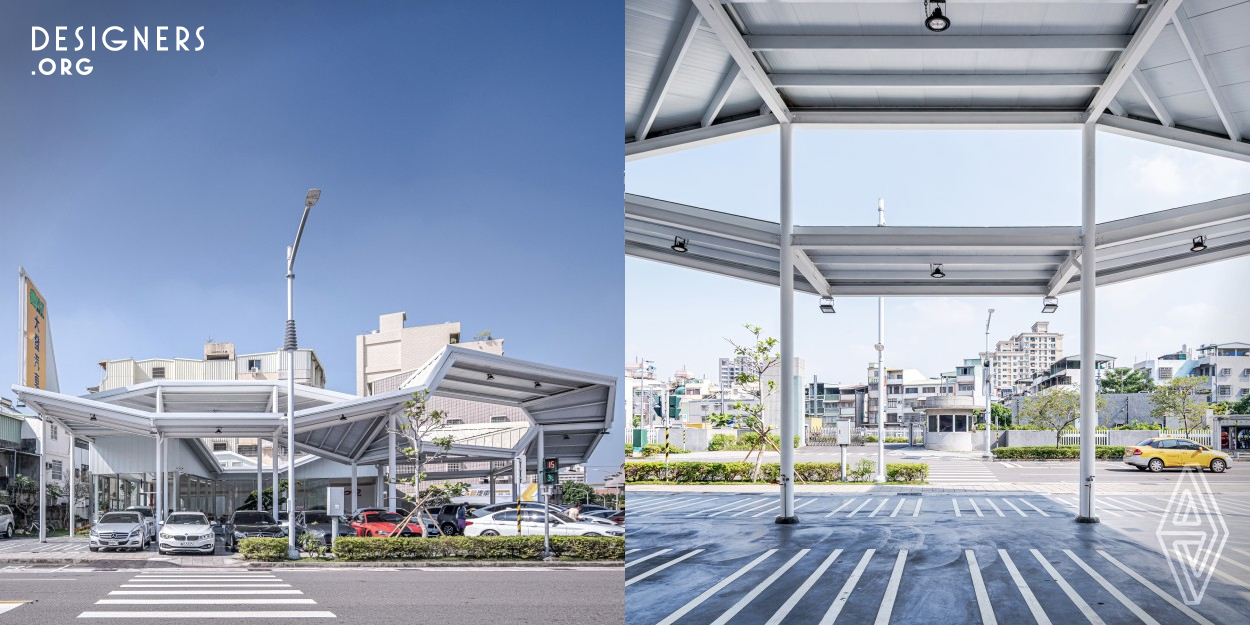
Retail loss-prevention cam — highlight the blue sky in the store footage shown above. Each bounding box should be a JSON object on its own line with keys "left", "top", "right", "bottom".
{"left": 0, "top": 2, "right": 622, "bottom": 475}
{"left": 626, "top": 128, "right": 1250, "bottom": 387}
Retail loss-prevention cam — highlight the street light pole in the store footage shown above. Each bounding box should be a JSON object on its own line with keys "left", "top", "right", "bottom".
{"left": 873, "top": 198, "right": 886, "bottom": 484}
{"left": 984, "top": 309, "right": 995, "bottom": 458}
{"left": 284, "top": 188, "right": 320, "bottom": 559}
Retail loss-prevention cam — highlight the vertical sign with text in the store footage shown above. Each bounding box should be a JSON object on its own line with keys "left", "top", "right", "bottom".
{"left": 23, "top": 274, "right": 48, "bottom": 390}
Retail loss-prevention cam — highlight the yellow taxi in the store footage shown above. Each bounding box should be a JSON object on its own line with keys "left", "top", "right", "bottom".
{"left": 1124, "top": 437, "right": 1231, "bottom": 473}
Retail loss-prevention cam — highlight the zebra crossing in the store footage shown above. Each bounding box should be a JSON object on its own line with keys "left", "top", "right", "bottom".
{"left": 624, "top": 544, "right": 1248, "bottom": 624}
{"left": 925, "top": 460, "right": 998, "bottom": 484}
{"left": 0, "top": 540, "right": 85, "bottom": 554}
{"left": 77, "top": 568, "right": 335, "bottom": 619}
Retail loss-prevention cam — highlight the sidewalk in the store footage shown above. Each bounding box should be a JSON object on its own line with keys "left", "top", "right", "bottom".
{"left": 626, "top": 481, "right": 1199, "bottom": 495}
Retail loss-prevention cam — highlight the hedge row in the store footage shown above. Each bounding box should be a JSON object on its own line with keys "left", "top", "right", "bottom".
{"left": 992, "top": 445, "right": 1126, "bottom": 460}
{"left": 625, "top": 443, "right": 691, "bottom": 457}
{"left": 624, "top": 461, "right": 927, "bottom": 483}
{"left": 238, "top": 538, "right": 289, "bottom": 561}
{"left": 332, "top": 536, "right": 623, "bottom": 561}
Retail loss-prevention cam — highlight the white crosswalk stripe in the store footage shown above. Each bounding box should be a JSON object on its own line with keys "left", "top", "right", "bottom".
{"left": 80, "top": 569, "right": 335, "bottom": 618}
{"left": 926, "top": 461, "right": 998, "bottom": 484}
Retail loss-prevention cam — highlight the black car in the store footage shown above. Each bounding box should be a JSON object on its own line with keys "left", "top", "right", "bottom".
{"left": 425, "top": 504, "right": 469, "bottom": 536}
{"left": 228, "top": 510, "right": 287, "bottom": 545}
{"left": 296, "top": 510, "right": 353, "bottom": 545}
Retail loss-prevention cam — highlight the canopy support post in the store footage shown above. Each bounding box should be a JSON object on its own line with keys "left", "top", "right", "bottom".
{"left": 1077, "top": 121, "right": 1101, "bottom": 524}
{"left": 776, "top": 121, "right": 798, "bottom": 524}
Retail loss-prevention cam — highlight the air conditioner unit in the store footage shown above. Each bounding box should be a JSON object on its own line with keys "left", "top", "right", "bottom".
{"left": 249, "top": 366, "right": 260, "bottom": 373}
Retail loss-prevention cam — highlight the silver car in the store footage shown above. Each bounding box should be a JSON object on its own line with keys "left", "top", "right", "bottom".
{"left": 0, "top": 504, "right": 13, "bottom": 539}
{"left": 90, "top": 511, "right": 149, "bottom": 552}
{"left": 158, "top": 512, "right": 216, "bottom": 555}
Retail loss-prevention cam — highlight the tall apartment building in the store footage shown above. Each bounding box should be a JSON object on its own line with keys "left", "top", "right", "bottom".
{"left": 867, "top": 365, "right": 944, "bottom": 427}
{"left": 762, "top": 357, "right": 806, "bottom": 431}
{"left": 718, "top": 356, "right": 750, "bottom": 392}
{"left": 984, "top": 321, "right": 1064, "bottom": 398}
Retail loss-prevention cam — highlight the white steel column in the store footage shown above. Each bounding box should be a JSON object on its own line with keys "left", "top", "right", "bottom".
{"left": 489, "top": 472, "right": 497, "bottom": 505}
{"left": 983, "top": 309, "right": 995, "bottom": 458}
{"left": 875, "top": 300, "right": 886, "bottom": 483}
{"left": 256, "top": 437, "right": 264, "bottom": 512}
{"left": 350, "top": 461, "right": 358, "bottom": 513}
{"left": 537, "top": 425, "right": 550, "bottom": 557}
{"left": 154, "top": 435, "right": 162, "bottom": 529}
{"left": 387, "top": 412, "right": 397, "bottom": 512}
{"left": 272, "top": 433, "right": 280, "bottom": 514}
{"left": 89, "top": 440, "right": 98, "bottom": 523}
{"left": 38, "top": 417, "right": 46, "bottom": 543}
{"left": 1077, "top": 122, "right": 1100, "bottom": 524}
{"left": 375, "top": 465, "right": 383, "bottom": 507}
{"left": 67, "top": 433, "right": 75, "bottom": 534}
{"left": 777, "top": 122, "right": 797, "bottom": 523}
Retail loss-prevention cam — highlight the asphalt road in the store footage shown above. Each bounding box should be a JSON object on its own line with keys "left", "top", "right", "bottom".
{"left": 0, "top": 566, "right": 623, "bottom": 624}
{"left": 625, "top": 489, "right": 1250, "bottom": 624}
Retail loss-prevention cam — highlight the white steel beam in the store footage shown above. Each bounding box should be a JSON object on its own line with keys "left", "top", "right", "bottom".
{"left": 1129, "top": 69, "right": 1174, "bottom": 127}
{"left": 773, "top": 74, "right": 1106, "bottom": 89}
{"left": 702, "top": 67, "right": 740, "bottom": 127}
{"left": 1096, "top": 114, "right": 1250, "bottom": 163}
{"left": 690, "top": 0, "right": 791, "bottom": 123}
{"left": 1047, "top": 252, "right": 1082, "bottom": 297}
{"left": 1085, "top": 0, "right": 1184, "bottom": 121}
{"left": 626, "top": 114, "right": 777, "bottom": 161}
{"left": 724, "top": 0, "right": 1142, "bottom": 4}
{"left": 1096, "top": 193, "right": 1250, "bottom": 248}
{"left": 747, "top": 35, "right": 1130, "bottom": 52}
{"left": 793, "top": 226, "right": 1081, "bottom": 249}
{"left": 792, "top": 110, "right": 1085, "bottom": 129}
{"left": 793, "top": 249, "right": 832, "bottom": 296}
{"left": 1172, "top": 12, "right": 1243, "bottom": 141}
{"left": 1106, "top": 99, "right": 1126, "bottom": 117}
{"left": 636, "top": 6, "right": 702, "bottom": 142}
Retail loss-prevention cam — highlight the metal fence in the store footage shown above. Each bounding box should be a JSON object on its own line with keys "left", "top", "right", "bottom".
{"left": 1054, "top": 428, "right": 1211, "bottom": 446}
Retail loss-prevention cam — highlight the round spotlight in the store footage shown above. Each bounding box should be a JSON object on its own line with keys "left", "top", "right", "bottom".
{"left": 671, "top": 236, "right": 689, "bottom": 253}
{"left": 930, "top": 264, "right": 946, "bottom": 279}
{"left": 1190, "top": 235, "right": 1207, "bottom": 252}
{"left": 925, "top": 1, "right": 951, "bottom": 32}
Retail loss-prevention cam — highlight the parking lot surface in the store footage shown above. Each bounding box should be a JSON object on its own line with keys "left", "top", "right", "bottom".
{"left": 625, "top": 491, "right": 1250, "bottom": 625}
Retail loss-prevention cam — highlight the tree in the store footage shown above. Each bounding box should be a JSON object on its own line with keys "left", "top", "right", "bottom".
{"left": 1098, "top": 367, "right": 1155, "bottom": 394}
{"left": 1224, "top": 393, "right": 1250, "bottom": 416}
{"left": 1018, "top": 387, "right": 1108, "bottom": 447}
{"left": 708, "top": 324, "right": 782, "bottom": 481}
{"left": 559, "top": 481, "right": 595, "bottom": 507}
{"left": 473, "top": 330, "right": 494, "bottom": 342}
{"left": 1150, "top": 376, "right": 1209, "bottom": 438}
{"left": 973, "top": 403, "right": 1013, "bottom": 428}
{"left": 237, "top": 479, "right": 292, "bottom": 512}
{"left": 390, "top": 389, "right": 467, "bottom": 537}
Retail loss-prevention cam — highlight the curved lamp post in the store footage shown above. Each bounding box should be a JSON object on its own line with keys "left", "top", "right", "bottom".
{"left": 284, "top": 188, "right": 320, "bottom": 558}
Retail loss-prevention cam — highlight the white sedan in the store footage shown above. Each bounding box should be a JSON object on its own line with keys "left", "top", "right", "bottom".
{"left": 89, "top": 511, "right": 149, "bottom": 552}
{"left": 158, "top": 512, "right": 216, "bottom": 555}
{"left": 464, "top": 509, "right": 623, "bottom": 537}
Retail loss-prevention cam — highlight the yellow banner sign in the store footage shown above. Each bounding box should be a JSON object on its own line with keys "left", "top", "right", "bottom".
{"left": 24, "top": 277, "right": 48, "bottom": 390}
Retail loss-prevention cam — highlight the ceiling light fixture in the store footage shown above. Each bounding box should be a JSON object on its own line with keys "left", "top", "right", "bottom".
{"left": 1136, "top": 0, "right": 1150, "bottom": 9}
{"left": 924, "top": 0, "right": 951, "bottom": 32}
{"left": 930, "top": 263, "right": 946, "bottom": 278}
{"left": 215, "top": 427, "right": 222, "bottom": 434}
{"left": 339, "top": 415, "right": 348, "bottom": 421}
{"left": 819, "top": 296, "right": 836, "bottom": 314}
{"left": 1190, "top": 235, "right": 1207, "bottom": 252}
{"left": 486, "top": 374, "right": 494, "bottom": 381}
{"left": 671, "top": 236, "right": 688, "bottom": 253}
{"left": 563, "top": 434, "right": 570, "bottom": 440}
{"left": 1041, "top": 297, "right": 1059, "bottom": 314}
{"left": 90, "top": 414, "right": 97, "bottom": 421}
{"left": 534, "top": 382, "right": 542, "bottom": 389}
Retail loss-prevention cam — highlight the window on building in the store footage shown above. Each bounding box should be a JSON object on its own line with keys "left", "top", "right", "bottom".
{"left": 152, "top": 367, "right": 166, "bottom": 379}
{"left": 1239, "top": 388, "right": 1248, "bottom": 397}
{"left": 922, "top": 387, "right": 936, "bottom": 394}
{"left": 1218, "top": 386, "right": 1231, "bottom": 397}
{"left": 905, "top": 387, "right": 918, "bottom": 394}
{"left": 958, "top": 384, "right": 974, "bottom": 392}
{"left": 213, "top": 442, "right": 228, "bottom": 451}
{"left": 50, "top": 423, "right": 58, "bottom": 440}
{"left": 490, "top": 416, "right": 509, "bottom": 423}
{"left": 50, "top": 460, "right": 63, "bottom": 481}
{"left": 238, "top": 445, "right": 258, "bottom": 456}
{"left": 1242, "top": 369, "right": 1250, "bottom": 377}
{"left": 446, "top": 419, "right": 464, "bottom": 425}
{"left": 447, "top": 462, "right": 462, "bottom": 472}
{"left": 1158, "top": 367, "right": 1173, "bottom": 380}
{"left": 939, "top": 415, "right": 953, "bottom": 432}
{"left": 247, "top": 359, "right": 262, "bottom": 371}
{"left": 954, "top": 415, "right": 967, "bottom": 432}
{"left": 1220, "top": 368, "right": 1232, "bottom": 377}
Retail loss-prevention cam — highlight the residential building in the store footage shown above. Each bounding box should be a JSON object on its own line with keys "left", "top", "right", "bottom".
{"left": 762, "top": 357, "right": 806, "bottom": 431}
{"left": 718, "top": 356, "right": 750, "bottom": 392}
{"left": 866, "top": 366, "right": 943, "bottom": 427}
{"left": 1189, "top": 343, "right": 1250, "bottom": 403}
{"left": 804, "top": 377, "right": 866, "bottom": 435}
{"left": 985, "top": 321, "right": 1064, "bottom": 399}
{"left": 1030, "top": 354, "right": 1117, "bottom": 392}
{"left": 357, "top": 312, "right": 502, "bottom": 396}
{"left": 1133, "top": 346, "right": 1193, "bottom": 385}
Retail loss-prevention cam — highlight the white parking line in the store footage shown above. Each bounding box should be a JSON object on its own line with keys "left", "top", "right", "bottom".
{"left": 631, "top": 497, "right": 706, "bottom": 513}
{"left": 1021, "top": 500, "right": 1051, "bottom": 517}
{"left": 120, "top": 584, "right": 292, "bottom": 588}
{"left": 875, "top": 550, "right": 908, "bottom": 625}
{"left": 1097, "top": 550, "right": 1216, "bottom": 625}
{"left": 96, "top": 599, "right": 318, "bottom": 605}
{"left": 109, "top": 590, "right": 304, "bottom": 595}
{"left": 77, "top": 611, "right": 335, "bottom": 618}
{"left": 868, "top": 500, "right": 888, "bottom": 517}
{"left": 654, "top": 550, "right": 777, "bottom": 625}
{"left": 709, "top": 550, "right": 809, "bottom": 625}
{"left": 637, "top": 498, "right": 713, "bottom": 517}
{"left": 690, "top": 498, "right": 756, "bottom": 517}
{"left": 625, "top": 549, "right": 670, "bottom": 569}
{"left": 952, "top": 499, "right": 962, "bottom": 517}
{"left": 969, "top": 499, "right": 984, "bottom": 517}
{"left": 625, "top": 549, "right": 639, "bottom": 555}
{"left": 1030, "top": 549, "right": 1106, "bottom": 625}
{"left": 847, "top": 499, "right": 873, "bottom": 518}
{"left": 889, "top": 500, "right": 905, "bottom": 518}
{"left": 1062, "top": 550, "right": 1159, "bottom": 625}
{"left": 826, "top": 500, "right": 854, "bottom": 518}
{"left": 707, "top": 499, "right": 769, "bottom": 518}
{"left": 966, "top": 550, "right": 997, "bottom": 625}
{"left": 1002, "top": 500, "right": 1028, "bottom": 517}
{"left": 726, "top": 500, "right": 779, "bottom": 518}
{"left": 984, "top": 499, "right": 1006, "bottom": 517}
{"left": 999, "top": 549, "right": 1051, "bottom": 625}
{"left": 765, "top": 549, "right": 842, "bottom": 625}
{"left": 912, "top": 499, "right": 923, "bottom": 517}
{"left": 819, "top": 549, "right": 875, "bottom": 625}
{"left": 625, "top": 549, "right": 704, "bottom": 586}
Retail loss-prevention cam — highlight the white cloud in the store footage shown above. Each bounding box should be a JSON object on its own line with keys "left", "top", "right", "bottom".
{"left": 1128, "top": 154, "right": 1186, "bottom": 195}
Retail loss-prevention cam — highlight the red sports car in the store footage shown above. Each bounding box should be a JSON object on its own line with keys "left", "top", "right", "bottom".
{"left": 350, "top": 510, "right": 423, "bottom": 537}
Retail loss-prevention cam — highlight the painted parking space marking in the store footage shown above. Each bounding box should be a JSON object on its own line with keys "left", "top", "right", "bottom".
{"left": 846, "top": 499, "right": 873, "bottom": 518}
{"left": 729, "top": 499, "right": 782, "bottom": 518}
{"left": 999, "top": 549, "right": 1052, "bottom": 625}
{"left": 889, "top": 499, "right": 906, "bottom": 518}
{"left": 1096, "top": 550, "right": 1217, "bottom": 625}
{"left": 966, "top": 550, "right": 997, "bottom": 625}
{"left": 96, "top": 599, "right": 319, "bottom": 605}
{"left": 826, "top": 500, "right": 854, "bottom": 518}
{"left": 867, "top": 499, "right": 889, "bottom": 517}
{"left": 708, "top": 550, "right": 808, "bottom": 625}
{"left": 952, "top": 498, "right": 962, "bottom": 517}
{"left": 1021, "top": 499, "right": 1051, "bottom": 517}
{"left": 653, "top": 550, "right": 777, "bottom": 625}
{"left": 984, "top": 499, "right": 1006, "bottom": 517}
{"left": 1002, "top": 499, "right": 1028, "bottom": 517}
{"left": 1062, "top": 549, "right": 1159, "bottom": 625}
{"left": 969, "top": 499, "right": 984, "bottom": 517}
{"left": 875, "top": 550, "right": 908, "bottom": 625}
{"left": 625, "top": 549, "right": 703, "bottom": 586}
{"left": 764, "top": 549, "right": 842, "bottom": 625}
{"left": 76, "top": 610, "right": 335, "bottom": 618}
{"left": 690, "top": 497, "right": 757, "bottom": 517}
{"left": 1030, "top": 549, "right": 1106, "bottom": 625}
{"left": 912, "top": 498, "right": 923, "bottom": 517}
{"left": 703, "top": 498, "right": 767, "bottom": 518}
{"left": 636, "top": 498, "right": 714, "bottom": 517}
{"left": 625, "top": 548, "right": 671, "bottom": 568}
{"left": 751, "top": 499, "right": 814, "bottom": 518}
{"left": 819, "top": 549, "right": 874, "bottom": 625}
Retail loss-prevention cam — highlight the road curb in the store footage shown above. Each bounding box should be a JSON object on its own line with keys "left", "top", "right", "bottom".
{"left": 245, "top": 559, "right": 624, "bottom": 568}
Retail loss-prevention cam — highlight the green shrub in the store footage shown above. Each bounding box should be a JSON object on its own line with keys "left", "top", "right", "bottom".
{"left": 707, "top": 433, "right": 736, "bottom": 451}
{"left": 1112, "top": 421, "right": 1159, "bottom": 430}
{"left": 331, "top": 536, "right": 623, "bottom": 561}
{"left": 992, "top": 445, "right": 1125, "bottom": 460}
{"left": 237, "top": 538, "right": 290, "bottom": 561}
{"left": 626, "top": 461, "right": 927, "bottom": 483}
{"left": 885, "top": 437, "right": 909, "bottom": 443}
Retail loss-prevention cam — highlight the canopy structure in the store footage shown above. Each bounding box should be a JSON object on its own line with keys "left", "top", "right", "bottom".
{"left": 12, "top": 345, "right": 616, "bottom": 473}
{"left": 627, "top": 0, "right": 1250, "bottom": 163}
{"left": 627, "top": 191, "right": 1250, "bottom": 297}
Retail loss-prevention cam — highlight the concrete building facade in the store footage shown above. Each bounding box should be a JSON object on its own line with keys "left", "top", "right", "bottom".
{"left": 985, "top": 321, "right": 1064, "bottom": 398}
